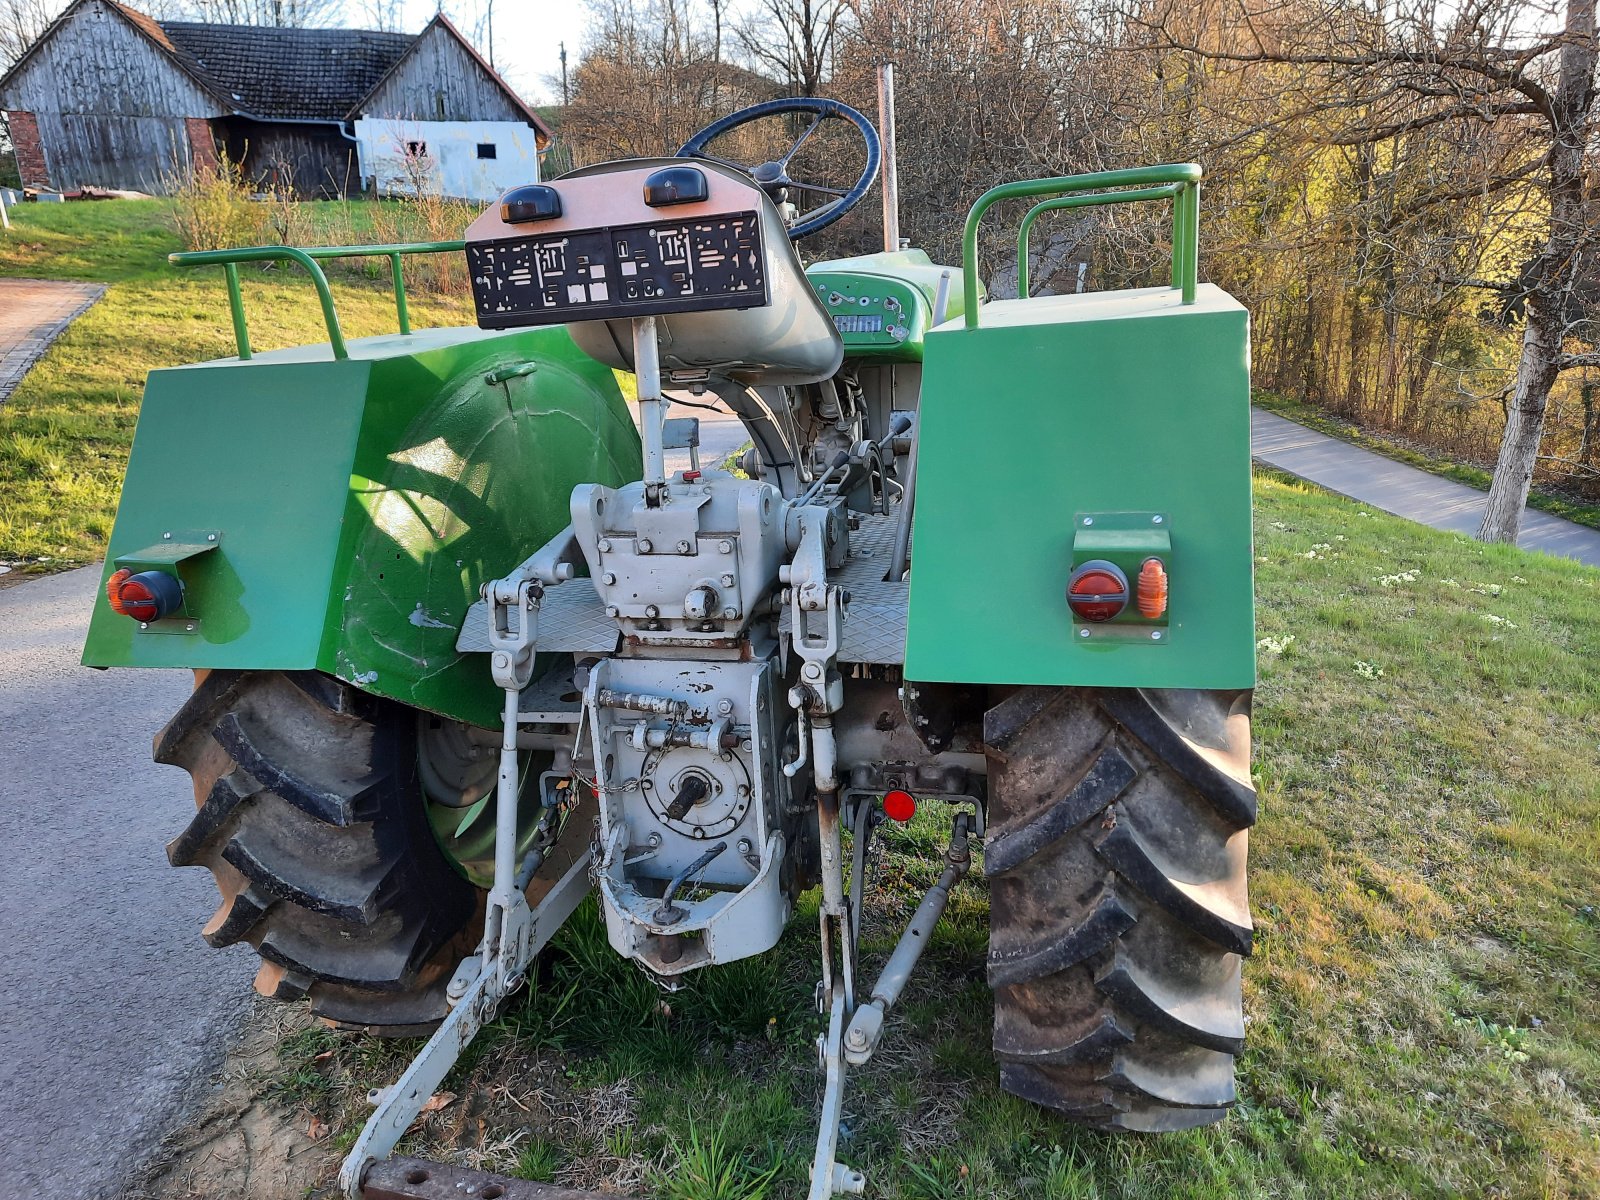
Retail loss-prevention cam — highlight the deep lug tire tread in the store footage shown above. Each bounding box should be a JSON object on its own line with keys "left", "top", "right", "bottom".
{"left": 985, "top": 686, "right": 1255, "bottom": 1131}
{"left": 158, "top": 670, "right": 477, "bottom": 1029}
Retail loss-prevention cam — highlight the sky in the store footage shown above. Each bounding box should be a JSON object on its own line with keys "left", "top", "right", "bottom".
{"left": 390, "top": 1, "right": 592, "bottom": 106}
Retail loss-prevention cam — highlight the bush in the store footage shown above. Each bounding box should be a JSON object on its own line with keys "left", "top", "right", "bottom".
{"left": 165, "top": 154, "right": 272, "bottom": 251}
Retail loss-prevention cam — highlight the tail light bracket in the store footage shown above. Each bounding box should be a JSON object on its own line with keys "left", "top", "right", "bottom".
{"left": 112, "top": 530, "right": 222, "bottom": 633}
{"left": 1070, "top": 513, "right": 1171, "bottom": 643}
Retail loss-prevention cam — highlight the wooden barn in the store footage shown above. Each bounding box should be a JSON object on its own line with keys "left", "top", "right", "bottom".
{"left": 0, "top": 0, "right": 551, "bottom": 198}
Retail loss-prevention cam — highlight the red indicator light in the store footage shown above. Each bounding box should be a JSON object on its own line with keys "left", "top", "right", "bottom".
{"left": 1067, "top": 560, "right": 1130, "bottom": 623}
{"left": 1137, "top": 558, "right": 1168, "bottom": 619}
{"left": 107, "top": 569, "right": 184, "bottom": 623}
{"left": 682, "top": 469, "right": 702, "bottom": 482}
{"left": 883, "top": 789, "right": 916, "bottom": 822}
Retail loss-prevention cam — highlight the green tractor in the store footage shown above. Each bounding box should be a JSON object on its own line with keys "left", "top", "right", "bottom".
{"left": 85, "top": 97, "right": 1255, "bottom": 1199}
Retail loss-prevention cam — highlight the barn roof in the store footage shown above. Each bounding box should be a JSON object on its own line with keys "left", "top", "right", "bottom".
{"left": 156, "top": 21, "right": 413, "bottom": 122}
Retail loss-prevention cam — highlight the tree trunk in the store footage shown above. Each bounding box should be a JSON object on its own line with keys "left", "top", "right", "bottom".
{"left": 1479, "top": 299, "right": 1563, "bottom": 542}
{"left": 1478, "top": 0, "right": 1596, "bottom": 543}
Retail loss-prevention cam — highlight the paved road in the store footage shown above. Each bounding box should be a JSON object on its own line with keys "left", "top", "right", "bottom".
{"left": 1251, "top": 407, "right": 1600, "bottom": 567}
{"left": 0, "top": 278, "right": 105, "bottom": 403}
{"left": 0, "top": 567, "right": 253, "bottom": 1200}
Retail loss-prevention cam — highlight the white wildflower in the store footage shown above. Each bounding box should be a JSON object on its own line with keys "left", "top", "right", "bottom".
{"left": 1257, "top": 634, "right": 1296, "bottom": 656}
{"left": 1482, "top": 613, "right": 1519, "bottom": 629}
{"left": 1354, "top": 660, "right": 1385, "bottom": 680}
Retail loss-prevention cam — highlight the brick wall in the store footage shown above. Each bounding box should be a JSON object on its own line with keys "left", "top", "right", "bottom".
{"left": 184, "top": 117, "right": 219, "bottom": 174}
{"left": 6, "top": 111, "right": 50, "bottom": 188}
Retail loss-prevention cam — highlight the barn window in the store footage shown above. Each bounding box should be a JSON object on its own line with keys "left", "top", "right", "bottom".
{"left": 436, "top": 92, "right": 447, "bottom": 119}
{"left": 476, "top": 143, "right": 497, "bottom": 160}
{"left": 406, "top": 141, "right": 428, "bottom": 159}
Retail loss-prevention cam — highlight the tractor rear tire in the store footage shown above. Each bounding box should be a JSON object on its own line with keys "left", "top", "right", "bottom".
{"left": 983, "top": 687, "right": 1255, "bottom": 1132}
{"left": 156, "top": 670, "right": 479, "bottom": 1034}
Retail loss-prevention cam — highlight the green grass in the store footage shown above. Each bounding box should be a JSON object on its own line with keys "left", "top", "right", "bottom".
{"left": 1253, "top": 390, "right": 1600, "bottom": 533}
{"left": 267, "top": 473, "right": 1600, "bottom": 1199}
{"left": 0, "top": 199, "right": 475, "bottom": 571}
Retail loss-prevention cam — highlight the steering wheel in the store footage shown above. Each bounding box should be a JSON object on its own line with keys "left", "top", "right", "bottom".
{"left": 676, "top": 97, "right": 881, "bottom": 240}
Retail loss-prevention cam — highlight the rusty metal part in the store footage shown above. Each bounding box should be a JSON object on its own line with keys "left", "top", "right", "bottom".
{"left": 364, "top": 1156, "right": 621, "bottom": 1200}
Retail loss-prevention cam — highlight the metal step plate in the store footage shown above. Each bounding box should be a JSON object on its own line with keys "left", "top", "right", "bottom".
{"left": 456, "top": 579, "right": 620, "bottom": 657}
{"left": 780, "top": 509, "right": 909, "bottom": 665}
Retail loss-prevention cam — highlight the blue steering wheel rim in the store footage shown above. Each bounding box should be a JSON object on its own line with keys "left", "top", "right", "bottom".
{"left": 676, "top": 97, "right": 882, "bottom": 240}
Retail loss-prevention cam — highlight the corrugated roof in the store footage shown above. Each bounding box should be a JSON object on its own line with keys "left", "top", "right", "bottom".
{"left": 155, "top": 21, "right": 413, "bottom": 121}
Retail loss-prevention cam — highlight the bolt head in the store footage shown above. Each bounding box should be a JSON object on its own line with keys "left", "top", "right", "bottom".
{"left": 639, "top": 538, "right": 654, "bottom": 553}
{"left": 494, "top": 652, "right": 509, "bottom": 667}
{"left": 162, "top": 531, "right": 172, "bottom": 539}
{"left": 717, "top": 698, "right": 734, "bottom": 714}
{"left": 720, "top": 574, "right": 735, "bottom": 587}
{"left": 723, "top": 607, "right": 737, "bottom": 619}
{"left": 1151, "top": 630, "right": 1164, "bottom": 640}
{"left": 605, "top": 605, "right": 619, "bottom": 618}
{"left": 677, "top": 540, "right": 692, "bottom": 553}
{"left": 1152, "top": 514, "right": 1164, "bottom": 524}
{"left": 645, "top": 604, "right": 660, "bottom": 619}
{"left": 206, "top": 533, "right": 217, "bottom": 542}
{"left": 1078, "top": 628, "right": 1090, "bottom": 639}
{"left": 598, "top": 538, "right": 612, "bottom": 553}
{"left": 719, "top": 539, "right": 733, "bottom": 554}
{"left": 1082, "top": 517, "right": 1094, "bottom": 526}
{"left": 803, "top": 662, "right": 823, "bottom": 680}
{"left": 602, "top": 572, "right": 616, "bottom": 585}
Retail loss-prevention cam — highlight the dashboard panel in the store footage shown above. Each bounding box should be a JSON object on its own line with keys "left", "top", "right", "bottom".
{"left": 469, "top": 212, "right": 769, "bottom": 329}
{"left": 806, "top": 271, "right": 928, "bottom": 361}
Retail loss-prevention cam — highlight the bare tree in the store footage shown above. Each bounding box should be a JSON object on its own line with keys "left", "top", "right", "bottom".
{"left": 1137, "top": 0, "right": 1600, "bottom": 543}
{"left": 734, "top": 0, "right": 849, "bottom": 96}
{"left": 352, "top": 0, "right": 406, "bottom": 31}
{"left": 172, "top": 0, "right": 340, "bottom": 25}
{"left": 1, "top": 0, "right": 59, "bottom": 71}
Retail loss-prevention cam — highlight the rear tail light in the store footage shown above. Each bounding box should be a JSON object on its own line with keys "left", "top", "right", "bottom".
{"left": 883, "top": 789, "right": 917, "bottom": 822}
{"left": 107, "top": 568, "right": 183, "bottom": 623}
{"left": 1067, "top": 560, "right": 1129, "bottom": 623}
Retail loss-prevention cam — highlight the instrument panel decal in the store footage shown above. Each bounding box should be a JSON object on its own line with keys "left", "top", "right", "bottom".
{"left": 469, "top": 211, "right": 768, "bottom": 328}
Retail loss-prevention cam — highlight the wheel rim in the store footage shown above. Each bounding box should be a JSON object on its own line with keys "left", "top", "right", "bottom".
{"left": 417, "top": 714, "right": 547, "bottom": 889}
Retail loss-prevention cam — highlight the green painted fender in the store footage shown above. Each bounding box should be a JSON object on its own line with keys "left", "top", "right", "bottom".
{"left": 83, "top": 325, "right": 642, "bottom": 730}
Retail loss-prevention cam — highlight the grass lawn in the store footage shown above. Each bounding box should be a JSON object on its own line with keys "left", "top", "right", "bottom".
{"left": 0, "top": 198, "right": 476, "bottom": 570}
{"left": 1253, "top": 390, "right": 1600, "bottom": 534}
{"left": 249, "top": 473, "right": 1599, "bottom": 1200}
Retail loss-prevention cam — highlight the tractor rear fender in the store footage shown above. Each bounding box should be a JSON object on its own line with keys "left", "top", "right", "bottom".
{"left": 82, "top": 325, "right": 643, "bottom": 730}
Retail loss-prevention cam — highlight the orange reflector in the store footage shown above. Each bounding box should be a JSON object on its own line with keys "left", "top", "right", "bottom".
{"left": 1137, "top": 558, "right": 1169, "bottom": 619}
{"left": 883, "top": 789, "right": 916, "bottom": 822}
{"left": 105, "top": 568, "right": 134, "bottom": 616}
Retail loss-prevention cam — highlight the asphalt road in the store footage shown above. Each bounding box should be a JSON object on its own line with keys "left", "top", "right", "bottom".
{"left": 0, "top": 566, "right": 253, "bottom": 1200}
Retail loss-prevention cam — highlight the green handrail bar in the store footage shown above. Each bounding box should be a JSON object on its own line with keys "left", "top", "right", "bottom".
{"left": 960, "top": 163, "right": 1204, "bottom": 329}
{"left": 168, "top": 240, "right": 467, "bottom": 361}
{"left": 1015, "top": 185, "right": 1183, "bottom": 300}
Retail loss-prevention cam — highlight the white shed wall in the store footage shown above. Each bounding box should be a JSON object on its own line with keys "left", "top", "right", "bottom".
{"left": 354, "top": 119, "right": 539, "bottom": 202}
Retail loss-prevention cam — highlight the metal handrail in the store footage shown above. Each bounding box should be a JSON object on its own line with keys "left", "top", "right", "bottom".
{"left": 168, "top": 240, "right": 466, "bottom": 361}
{"left": 960, "top": 163, "right": 1203, "bottom": 329}
{"left": 1016, "top": 185, "right": 1183, "bottom": 300}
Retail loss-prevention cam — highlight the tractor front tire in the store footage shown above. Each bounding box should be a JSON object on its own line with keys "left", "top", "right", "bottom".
{"left": 983, "top": 687, "right": 1255, "bottom": 1131}
{"left": 156, "top": 670, "right": 479, "bottom": 1034}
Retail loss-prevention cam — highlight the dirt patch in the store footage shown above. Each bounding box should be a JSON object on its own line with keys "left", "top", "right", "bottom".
{"left": 120, "top": 999, "right": 339, "bottom": 1200}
